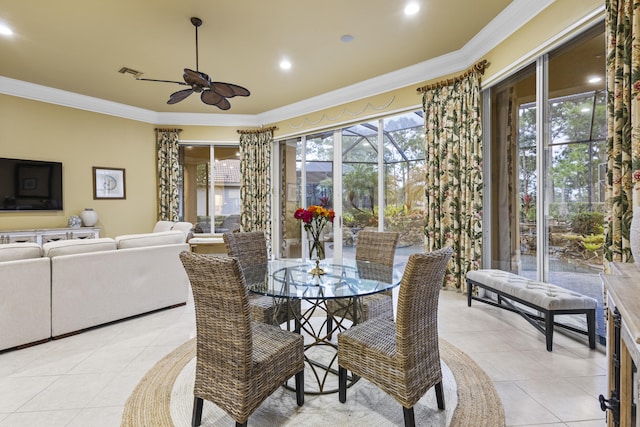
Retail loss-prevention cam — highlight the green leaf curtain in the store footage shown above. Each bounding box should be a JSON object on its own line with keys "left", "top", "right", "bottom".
{"left": 238, "top": 127, "right": 274, "bottom": 255}
{"left": 420, "top": 64, "right": 485, "bottom": 289}
{"left": 156, "top": 129, "right": 181, "bottom": 222}
{"left": 604, "top": 0, "right": 640, "bottom": 266}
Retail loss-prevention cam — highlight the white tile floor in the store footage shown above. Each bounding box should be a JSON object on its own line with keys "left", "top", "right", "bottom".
{"left": 0, "top": 289, "right": 607, "bottom": 427}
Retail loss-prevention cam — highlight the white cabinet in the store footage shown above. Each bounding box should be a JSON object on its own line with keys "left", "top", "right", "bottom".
{"left": 0, "top": 227, "right": 100, "bottom": 246}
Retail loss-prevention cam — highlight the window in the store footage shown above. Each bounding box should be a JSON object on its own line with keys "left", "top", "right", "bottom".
{"left": 180, "top": 145, "right": 241, "bottom": 234}
{"left": 278, "top": 111, "right": 426, "bottom": 265}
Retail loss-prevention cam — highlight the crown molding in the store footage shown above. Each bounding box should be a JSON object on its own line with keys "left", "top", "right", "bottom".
{"left": 0, "top": 0, "right": 557, "bottom": 127}
{"left": 0, "top": 76, "right": 158, "bottom": 123}
{"left": 257, "top": 0, "right": 555, "bottom": 124}
{"left": 155, "top": 112, "right": 261, "bottom": 127}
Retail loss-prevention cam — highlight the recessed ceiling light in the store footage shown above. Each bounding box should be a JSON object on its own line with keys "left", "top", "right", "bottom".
{"left": 280, "top": 59, "right": 292, "bottom": 70}
{"left": 404, "top": 2, "right": 420, "bottom": 15}
{"left": 588, "top": 76, "right": 602, "bottom": 84}
{"left": 340, "top": 34, "right": 354, "bottom": 43}
{"left": 0, "top": 23, "right": 13, "bottom": 36}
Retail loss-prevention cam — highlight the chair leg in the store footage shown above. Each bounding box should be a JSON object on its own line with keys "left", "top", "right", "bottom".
{"left": 402, "top": 406, "right": 416, "bottom": 427}
{"left": 295, "top": 370, "right": 305, "bottom": 406}
{"left": 434, "top": 381, "right": 445, "bottom": 410}
{"left": 327, "top": 315, "right": 333, "bottom": 340}
{"left": 338, "top": 366, "right": 347, "bottom": 403}
{"left": 235, "top": 422, "right": 247, "bottom": 427}
{"left": 192, "top": 396, "right": 203, "bottom": 427}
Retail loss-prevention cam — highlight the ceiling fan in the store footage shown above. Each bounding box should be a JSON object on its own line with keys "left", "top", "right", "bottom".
{"left": 135, "top": 17, "right": 250, "bottom": 110}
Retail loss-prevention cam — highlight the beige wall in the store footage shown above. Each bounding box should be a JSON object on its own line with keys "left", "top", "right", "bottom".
{"left": 0, "top": 0, "right": 604, "bottom": 237}
{"left": 0, "top": 95, "right": 157, "bottom": 237}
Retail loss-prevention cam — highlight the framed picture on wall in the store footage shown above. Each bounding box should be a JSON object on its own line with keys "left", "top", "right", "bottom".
{"left": 93, "top": 167, "right": 126, "bottom": 199}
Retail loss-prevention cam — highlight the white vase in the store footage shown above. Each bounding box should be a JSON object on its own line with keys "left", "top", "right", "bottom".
{"left": 80, "top": 208, "right": 99, "bottom": 227}
{"left": 630, "top": 209, "right": 640, "bottom": 266}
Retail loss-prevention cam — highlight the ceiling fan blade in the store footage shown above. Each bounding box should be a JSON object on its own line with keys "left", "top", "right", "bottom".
{"left": 136, "top": 77, "right": 188, "bottom": 86}
{"left": 200, "top": 90, "right": 224, "bottom": 106}
{"left": 210, "top": 82, "right": 251, "bottom": 98}
{"left": 183, "top": 68, "right": 210, "bottom": 87}
{"left": 213, "top": 97, "right": 231, "bottom": 110}
{"left": 167, "top": 89, "right": 194, "bottom": 104}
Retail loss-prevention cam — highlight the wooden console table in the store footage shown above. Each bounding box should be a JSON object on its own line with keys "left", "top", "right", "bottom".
{"left": 0, "top": 227, "right": 100, "bottom": 246}
{"left": 600, "top": 262, "right": 640, "bottom": 427}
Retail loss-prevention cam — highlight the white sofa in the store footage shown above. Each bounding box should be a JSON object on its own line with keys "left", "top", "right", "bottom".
{"left": 0, "top": 243, "right": 51, "bottom": 351}
{"left": 45, "top": 230, "right": 190, "bottom": 337}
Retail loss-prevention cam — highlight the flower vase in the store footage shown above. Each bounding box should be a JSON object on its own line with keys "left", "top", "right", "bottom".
{"left": 308, "top": 227, "right": 325, "bottom": 276}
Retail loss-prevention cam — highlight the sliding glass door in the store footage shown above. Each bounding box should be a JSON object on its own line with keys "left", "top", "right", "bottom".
{"left": 486, "top": 22, "right": 606, "bottom": 340}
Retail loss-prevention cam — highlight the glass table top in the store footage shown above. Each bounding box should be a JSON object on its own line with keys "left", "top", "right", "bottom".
{"left": 243, "top": 259, "right": 402, "bottom": 300}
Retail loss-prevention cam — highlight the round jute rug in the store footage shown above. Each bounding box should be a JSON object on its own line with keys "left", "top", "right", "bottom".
{"left": 121, "top": 338, "right": 504, "bottom": 427}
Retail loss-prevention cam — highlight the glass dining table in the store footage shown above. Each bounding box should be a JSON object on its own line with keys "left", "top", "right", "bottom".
{"left": 242, "top": 258, "right": 403, "bottom": 394}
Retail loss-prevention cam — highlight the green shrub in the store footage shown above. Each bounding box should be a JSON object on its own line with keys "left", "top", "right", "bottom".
{"left": 570, "top": 211, "right": 604, "bottom": 235}
{"left": 583, "top": 234, "right": 604, "bottom": 245}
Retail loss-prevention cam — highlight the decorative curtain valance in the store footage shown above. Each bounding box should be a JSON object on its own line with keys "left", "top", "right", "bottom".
{"left": 417, "top": 60, "right": 488, "bottom": 93}
{"left": 156, "top": 128, "right": 182, "bottom": 222}
{"left": 604, "top": 0, "right": 640, "bottom": 267}
{"left": 420, "top": 62, "right": 486, "bottom": 290}
{"left": 237, "top": 127, "right": 275, "bottom": 254}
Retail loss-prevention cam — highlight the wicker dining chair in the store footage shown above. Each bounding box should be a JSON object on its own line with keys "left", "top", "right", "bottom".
{"left": 337, "top": 247, "right": 453, "bottom": 427}
{"left": 179, "top": 251, "right": 305, "bottom": 427}
{"left": 326, "top": 230, "right": 399, "bottom": 337}
{"left": 223, "top": 231, "right": 301, "bottom": 327}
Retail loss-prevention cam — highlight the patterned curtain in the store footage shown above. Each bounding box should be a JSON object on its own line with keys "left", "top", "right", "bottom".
{"left": 420, "top": 63, "right": 485, "bottom": 289}
{"left": 238, "top": 127, "right": 274, "bottom": 254}
{"left": 156, "top": 129, "right": 181, "bottom": 221}
{"left": 494, "top": 87, "right": 519, "bottom": 272}
{"left": 604, "top": 0, "right": 640, "bottom": 266}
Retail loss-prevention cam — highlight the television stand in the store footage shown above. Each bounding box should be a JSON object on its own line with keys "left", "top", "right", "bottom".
{"left": 0, "top": 227, "right": 100, "bottom": 246}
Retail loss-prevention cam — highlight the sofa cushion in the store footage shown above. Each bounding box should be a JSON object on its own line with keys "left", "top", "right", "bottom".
{"left": 153, "top": 220, "right": 175, "bottom": 233}
{"left": 115, "top": 230, "right": 185, "bottom": 249}
{"left": 43, "top": 238, "right": 117, "bottom": 258}
{"left": 0, "top": 242, "right": 42, "bottom": 262}
{"left": 171, "top": 221, "right": 193, "bottom": 239}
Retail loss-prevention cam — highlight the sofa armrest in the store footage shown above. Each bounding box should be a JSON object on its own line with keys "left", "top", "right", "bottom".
{"left": 0, "top": 257, "right": 51, "bottom": 350}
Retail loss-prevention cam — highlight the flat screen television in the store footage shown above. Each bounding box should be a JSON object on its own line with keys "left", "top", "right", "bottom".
{"left": 0, "top": 157, "right": 63, "bottom": 211}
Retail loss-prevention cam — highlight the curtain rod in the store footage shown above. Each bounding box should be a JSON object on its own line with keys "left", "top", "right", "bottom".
{"left": 155, "top": 128, "right": 183, "bottom": 132}
{"left": 237, "top": 125, "right": 278, "bottom": 135}
{"left": 416, "top": 59, "right": 489, "bottom": 93}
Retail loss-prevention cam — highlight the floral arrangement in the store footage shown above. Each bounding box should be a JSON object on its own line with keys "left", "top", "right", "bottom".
{"left": 294, "top": 205, "right": 335, "bottom": 260}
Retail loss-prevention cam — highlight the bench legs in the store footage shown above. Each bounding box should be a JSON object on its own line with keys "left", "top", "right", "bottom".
{"left": 587, "top": 309, "right": 596, "bottom": 349}
{"left": 467, "top": 279, "right": 597, "bottom": 352}
{"left": 545, "top": 312, "right": 554, "bottom": 351}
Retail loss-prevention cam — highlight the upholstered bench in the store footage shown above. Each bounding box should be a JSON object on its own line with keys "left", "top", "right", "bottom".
{"left": 466, "top": 269, "right": 597, "bottom": 351}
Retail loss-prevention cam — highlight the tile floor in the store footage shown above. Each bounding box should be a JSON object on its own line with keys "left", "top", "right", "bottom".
{"left": 0, "top": 289, "right": 608, "bottom": 427}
